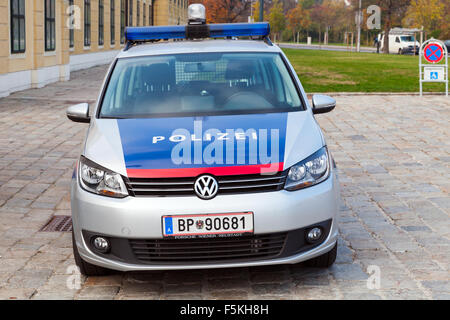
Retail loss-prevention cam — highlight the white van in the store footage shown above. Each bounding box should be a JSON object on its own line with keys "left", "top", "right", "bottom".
{"left": 379, "top": 34, "right": 420, "bottom": 55}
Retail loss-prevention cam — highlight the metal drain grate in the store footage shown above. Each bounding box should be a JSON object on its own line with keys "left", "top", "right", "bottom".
{"left": 40, "top": 215, "right": 73, "bottom": 232}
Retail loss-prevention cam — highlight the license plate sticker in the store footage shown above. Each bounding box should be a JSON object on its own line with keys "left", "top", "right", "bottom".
{"left": 162, "top": 212, "right": 253, "bottom": 238}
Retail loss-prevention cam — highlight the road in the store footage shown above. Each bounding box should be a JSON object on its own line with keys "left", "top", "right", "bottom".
{"left": 279, "top": 43, "right": 377, "bottom": 53}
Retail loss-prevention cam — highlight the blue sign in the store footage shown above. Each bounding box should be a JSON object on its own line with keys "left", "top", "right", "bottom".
{"left": 164, "top": 217, "right": 173, "bottom": 235}
{"left": 430, "top": 72, "right": 438, "bottom": 80}
{"left": 424, "top": 43, "right": 444, "bottom": 64}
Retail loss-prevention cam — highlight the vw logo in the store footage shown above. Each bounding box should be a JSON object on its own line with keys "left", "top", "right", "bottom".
{"left": 194, "top": 175, "right": 219, "bottom": 200}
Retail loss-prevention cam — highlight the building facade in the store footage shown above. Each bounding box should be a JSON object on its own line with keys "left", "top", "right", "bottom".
{"left": 0, "top": 0, "right": 188, "bottom": 97}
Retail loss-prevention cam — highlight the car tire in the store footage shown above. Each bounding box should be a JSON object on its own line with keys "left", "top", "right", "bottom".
{"left": 72, "top": 230, "right": 111, "bottom": 276}
{"left": 398, "top": 49, "right": 402, "bottom": 55}
{"left": 305, "top": 243, "right": 337, "bottom": 268}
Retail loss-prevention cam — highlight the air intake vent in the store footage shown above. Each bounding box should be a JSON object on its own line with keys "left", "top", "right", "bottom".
{"left": 129, "top": 232, "right": 287, "bottom": 263}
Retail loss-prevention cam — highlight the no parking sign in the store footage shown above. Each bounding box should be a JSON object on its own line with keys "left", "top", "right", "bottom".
{"left": 423, "top": 43, "right": 444, "bottom": 64}
{"left": 419, "top": 39, "right": 448, "bottom": 96}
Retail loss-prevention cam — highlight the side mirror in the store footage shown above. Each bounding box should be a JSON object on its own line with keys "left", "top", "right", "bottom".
{"left": 311, "top": 95, "right": 336, "bottom": 114}
{"left": 67, "top": 103, "right": 90, "bottom": 123}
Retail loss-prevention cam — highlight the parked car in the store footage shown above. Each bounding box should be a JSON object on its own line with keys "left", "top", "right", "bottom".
{"left": 444, "top": 40, "right": 450, "bottom": 53}
{"left": 379, "top": 33, "right": 420, "bottom": 55}
{"left": 67, "top": 5, "right": 340, "bottom": 276}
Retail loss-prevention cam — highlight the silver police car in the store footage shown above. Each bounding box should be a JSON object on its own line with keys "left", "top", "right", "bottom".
{"left": 67, "top": 6, "right": 340, "bottom": 276}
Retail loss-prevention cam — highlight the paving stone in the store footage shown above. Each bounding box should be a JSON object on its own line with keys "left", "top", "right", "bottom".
{"left": 6, "top": 269, "right": 53, "bottom": 289}
{"left": 77, "top": 285, "right": 120, "bottom": 298}
{"left": 329, "top": 264, "right": 368, "bottom": 281}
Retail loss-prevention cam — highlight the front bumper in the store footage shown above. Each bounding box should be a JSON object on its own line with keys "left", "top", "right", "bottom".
{"left": 401, "top": 46, "right": 419, "bottom": 55}
{"left": 71, "top": 170, "right": 340, "bottom": 271}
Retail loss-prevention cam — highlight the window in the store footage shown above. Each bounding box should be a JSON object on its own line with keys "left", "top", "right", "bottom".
{"left": 148, "top": 2, "right": 153, "bottom": 25}
{"left": 84, "top": 0, "right": 91, "bottom": 46}
{"left": 120, "top": 0, "right": 125, "bottom": 44}
{"left": 69, "top": 0, "right": 74, "bottom": 48}
{"left": 99, "top": 53, "right": 303, "bottom": 119}
{"left": 401, "top": 36, "right": 414, "bottom": 42}
{"left": 137, "top": 0, "right": 140, "bottom": 26}
{"left": 99, "top": 0, "right": 104, "bottom": 46}
{"left": 10, "top": 0, "right": 26, "bottom": 54}
{"left": 143, "top": 3, "right": 146, "bottom": 26}
{"left": 128, "top": 0, "right": 133, "bottom": 26}
{"left": 110, "top": 0, "right": 115, "bottom": 45}
{"left": 45, "top": 0, "right": 56, "bottom": 51}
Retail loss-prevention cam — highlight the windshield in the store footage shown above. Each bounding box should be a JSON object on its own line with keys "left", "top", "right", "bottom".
{"left": 99, "top": 52, "right": 303, "bottom": 118}
{"left": 400, "top": 36, "right": 414, "bottom": 42}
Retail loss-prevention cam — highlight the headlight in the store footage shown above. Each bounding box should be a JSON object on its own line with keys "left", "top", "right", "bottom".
{"left": 285, "top": 147, "right": 330, "bottom": 191}
{"left": 79, "top": 156, "right": 128, "bottom": 198}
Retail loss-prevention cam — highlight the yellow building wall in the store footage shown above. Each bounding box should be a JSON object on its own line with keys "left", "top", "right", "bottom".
{"left": 0, "top": 0, "right": 187, "bottom": 92}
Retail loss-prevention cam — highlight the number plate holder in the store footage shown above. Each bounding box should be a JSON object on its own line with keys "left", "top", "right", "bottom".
{"left": 162, "top": 212, "right": 254, "bottom": 239}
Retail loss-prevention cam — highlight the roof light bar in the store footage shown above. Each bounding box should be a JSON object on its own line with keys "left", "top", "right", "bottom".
{"left": 209, "top": 23, "right": 270, "bottom": 38}
{"left": 124, "top": 22, "right": 270, "bottom": 43}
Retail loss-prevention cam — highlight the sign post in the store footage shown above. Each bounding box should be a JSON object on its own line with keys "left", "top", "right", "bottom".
{"left": 419, "top": 38, "right": 448, "bottom": 96}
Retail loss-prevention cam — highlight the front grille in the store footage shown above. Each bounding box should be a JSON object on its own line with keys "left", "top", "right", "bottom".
{"left": 129, "top": 232, "right": 287, "bottom": 263}
{"left": 126, "top": 171, "right": 288, "bottom": 197}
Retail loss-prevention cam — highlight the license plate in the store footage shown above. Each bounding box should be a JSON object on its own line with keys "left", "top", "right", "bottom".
{"left": 162, "top": 212, "right": 253, "bottom": 238}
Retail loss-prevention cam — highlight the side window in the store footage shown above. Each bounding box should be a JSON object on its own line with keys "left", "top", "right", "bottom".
{"left": 395, "top": 37, "right": 400, "bottom": 43}
{"left": 110, "top": 0, "right": 115, "bottom": 45}
{"left": 45, "top": 0, "right": 56, "bottom": 51}
{"left": 98, "top": 0, "right": 104, "bottom": 46}
{"left": 69, "top": 0, "right": 74, "bottom": 48}
{"left": 84, "top": 0, "right": 91, "bottom": 46}
{"left": 120, "top": 0, "right": 125, "bottom": 44}
{"left": 10, "top": 0, "right": 26, "bottom": 54}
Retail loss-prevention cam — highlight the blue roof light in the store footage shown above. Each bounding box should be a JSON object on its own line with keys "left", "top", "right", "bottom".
{"left": 125, "top": 22, "right": 270, "bottom": 43}
{"left": 209, "top": 23, "right": 270, "bottom": 38}
{"left": 125, "top": 25, "right": 186, "bottom": 41}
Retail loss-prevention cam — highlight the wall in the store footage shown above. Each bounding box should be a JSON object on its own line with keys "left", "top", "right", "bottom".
{"left": 0, "top": 0, "right": 188, "bottom": 97}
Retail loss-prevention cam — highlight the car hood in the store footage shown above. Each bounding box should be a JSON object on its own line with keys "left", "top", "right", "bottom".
{"left": 83, "top": 112, "right": 324, "bottom": 178}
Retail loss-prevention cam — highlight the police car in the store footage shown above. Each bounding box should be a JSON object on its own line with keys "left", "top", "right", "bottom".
{"left": 67, "top": 4, "right": 340, "bottom": 276}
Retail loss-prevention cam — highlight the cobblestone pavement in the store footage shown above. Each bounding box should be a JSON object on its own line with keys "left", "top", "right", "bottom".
{"left": 0, "top": 65, "right": 449, "bottom": 300}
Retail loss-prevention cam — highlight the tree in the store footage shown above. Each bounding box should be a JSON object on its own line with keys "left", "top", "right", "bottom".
{"left": 375, "top": 0, "right": 410, "bottom": 53}
{"left": 310, "top": 3, "right": 326, "bottom": 44}
{"left": 402, "top": 0, "right": 445, "bottom": 36}
{"left": 269, "top": 0, "right": 286, "bottom": 42}
{"left": 251, "top": 0, "right": 262, "bottom": 22}
{"left": 439, "top": 0, "right": 450, "bottom": 38}
{"left": 190, "top": 0, "right": 251, "bottom": 23}
{"left": 310, "top": 0, "right": 346, "bottom": 45}
{"left": 287, "top": 2, "right": 311, "bottom": 42}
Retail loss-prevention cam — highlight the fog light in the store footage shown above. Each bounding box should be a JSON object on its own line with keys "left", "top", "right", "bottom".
{"left": 93, "top": 237, "right": 110, "bottom": 253}
{"left": 307, "top": 227, "right": 322, "bottom": 243}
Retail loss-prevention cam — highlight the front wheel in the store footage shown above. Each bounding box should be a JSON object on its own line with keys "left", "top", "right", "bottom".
{"left": 72, "top": 230, "right": 111, "bottom": 276}
{"left": 304, "top": 243, "right": 337, "bottom": 268}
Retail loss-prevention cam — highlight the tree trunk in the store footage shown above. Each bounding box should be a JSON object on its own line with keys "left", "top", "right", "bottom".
{"left": 383, "top": 11, "right": 391, "bottom": 54}
{"left": 319, "top": 26, "right": 321, "bottom": 45}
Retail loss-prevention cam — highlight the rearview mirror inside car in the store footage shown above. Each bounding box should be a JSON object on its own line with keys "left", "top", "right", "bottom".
{"left": 66, "top": 103, "right": 90, "bottom": 123}
{"left": 312, "top": 95, "right": 336, "bottom": 114}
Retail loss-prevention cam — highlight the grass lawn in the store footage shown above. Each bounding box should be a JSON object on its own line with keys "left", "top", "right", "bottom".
{"left": 282, "top": 48, "right": 445, "bottom": 93}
